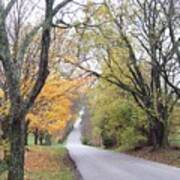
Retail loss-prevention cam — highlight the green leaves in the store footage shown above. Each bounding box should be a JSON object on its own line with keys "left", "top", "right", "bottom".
{"left": 88, "top": 79, "right": 147, "bottom": 150}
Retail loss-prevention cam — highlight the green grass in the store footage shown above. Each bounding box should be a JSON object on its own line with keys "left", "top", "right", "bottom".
{"left": 28, "top": 133, "right": 35, "bottom": 146}
{"left": 27, "top": 133, "right": 65, "bottom": 146}
{"left": 25, "top": 169, "right": 73, "bottom": 180}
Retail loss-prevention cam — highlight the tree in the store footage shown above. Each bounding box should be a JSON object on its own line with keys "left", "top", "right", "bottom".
{"left": 0, "top": 0, "right": 73, "bottom": 179}
{"left": 72, "top": 0, "right": 179, "bottom": 149}
{"left": 88, "top": 79, "right": 147, "bottom": 150}
{"left": 148, "top": 0, "right": 180, "bottom": 97}
{"left": 27, "top": 74, "right": 82, "bottom": 144}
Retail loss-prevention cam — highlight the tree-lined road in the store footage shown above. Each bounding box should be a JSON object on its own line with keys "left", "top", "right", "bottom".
{"left": 66, "top": 115, "right": 180, "bottom": 180}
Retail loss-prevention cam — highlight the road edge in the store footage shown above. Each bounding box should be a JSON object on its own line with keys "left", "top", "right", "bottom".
{"left": 66, "top": 148, "right": 83, "bottom": 180}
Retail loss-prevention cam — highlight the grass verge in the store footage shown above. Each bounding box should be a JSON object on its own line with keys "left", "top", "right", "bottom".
{"left": 0, "top": 144, "right": 76, "bottom": 180}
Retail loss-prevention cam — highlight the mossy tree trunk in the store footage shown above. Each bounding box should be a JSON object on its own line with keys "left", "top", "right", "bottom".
{"left": 148, "top": 108, "right": 169, "bottom": 150}
{"left": 8, "top": 113, "right": 25, "bottom": 180}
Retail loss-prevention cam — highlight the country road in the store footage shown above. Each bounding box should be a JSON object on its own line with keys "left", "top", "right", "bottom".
{"left": 66, "top": 111, "right": 180, "bottom": 180}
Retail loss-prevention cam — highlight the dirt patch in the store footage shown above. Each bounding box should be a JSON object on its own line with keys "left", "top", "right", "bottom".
{"left": 125, "top": 146, "right": 180, "bottom": 167}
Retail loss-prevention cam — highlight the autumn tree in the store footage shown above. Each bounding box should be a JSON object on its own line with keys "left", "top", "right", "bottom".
{"left": 27, "top": 74, "right": 82, "bottom": 145}
{"left": 0, "top": 0, "right": 74, "bottom": 179}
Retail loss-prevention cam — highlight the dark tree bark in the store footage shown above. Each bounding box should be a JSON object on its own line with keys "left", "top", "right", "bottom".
{"left": 39, "top": 132, "right": 44, "bottom": 145}
{"left": 33, "top": 128, "right": 39, "bottom": 145}
{"left": 148, "top": 119, "right": 168, "bottom": 149}
{"left": 8, "top": 113, "right": 25, "bottom": 180}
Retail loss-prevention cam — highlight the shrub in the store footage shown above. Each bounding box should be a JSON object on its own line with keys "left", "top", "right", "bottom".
{"left": 119, "top": 127, "right": 146, "bottom": 151}
{"left": 82, "top": 136, "right": 90, "bottom": 145}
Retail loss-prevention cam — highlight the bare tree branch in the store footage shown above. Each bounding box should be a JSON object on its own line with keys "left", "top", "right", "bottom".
{"left": 4, "top": 0, "right": 18, "bottom": 18}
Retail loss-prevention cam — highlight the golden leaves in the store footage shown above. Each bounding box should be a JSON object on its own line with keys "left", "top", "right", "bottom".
{"left": 28, "top": 73, "right": 83, "bottom": 136}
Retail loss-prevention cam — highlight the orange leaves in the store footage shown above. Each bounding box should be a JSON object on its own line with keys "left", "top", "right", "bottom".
{"left": 28, "top": 73, "right": 82, "bottom": 136}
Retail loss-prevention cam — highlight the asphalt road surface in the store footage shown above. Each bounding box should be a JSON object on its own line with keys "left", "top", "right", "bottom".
{"left": 66, "top": 111, "right": 180, "bottom": 180}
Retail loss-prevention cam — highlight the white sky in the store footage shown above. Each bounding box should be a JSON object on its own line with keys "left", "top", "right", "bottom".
{"left": 3, "top": 0, "right": 104, "bottom": 25}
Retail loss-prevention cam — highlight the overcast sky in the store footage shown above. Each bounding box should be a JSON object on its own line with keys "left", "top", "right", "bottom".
{"left": 4, "top": 0, "right": 104, "bottom": 25}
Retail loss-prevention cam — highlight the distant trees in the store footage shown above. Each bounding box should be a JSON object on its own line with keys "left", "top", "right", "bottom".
{"left": 27, "top": 74, "right": 83, "bottom": 145}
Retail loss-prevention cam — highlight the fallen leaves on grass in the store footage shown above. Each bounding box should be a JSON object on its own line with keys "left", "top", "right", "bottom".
{"left": 25, "top": 147, "right": 61, "bottom": 172}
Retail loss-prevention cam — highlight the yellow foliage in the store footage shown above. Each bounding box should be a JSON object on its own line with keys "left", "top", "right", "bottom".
{"left": 0, "top": 89, "right": 4, "bottom": 97}
{"left": 28, "top": 73, "right": 84, "bottom": 136}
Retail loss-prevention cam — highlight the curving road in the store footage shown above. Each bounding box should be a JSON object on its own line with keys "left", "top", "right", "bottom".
{"left": 66, "top": 111, "right": 180, "bottom": 180}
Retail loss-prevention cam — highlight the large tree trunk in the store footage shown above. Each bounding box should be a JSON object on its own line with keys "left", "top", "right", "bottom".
{"left": 8, "top": 116, "right": 25, "bottom": 180}
{"left": 148, "top": 118, "right": 169, "bottom": 150}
